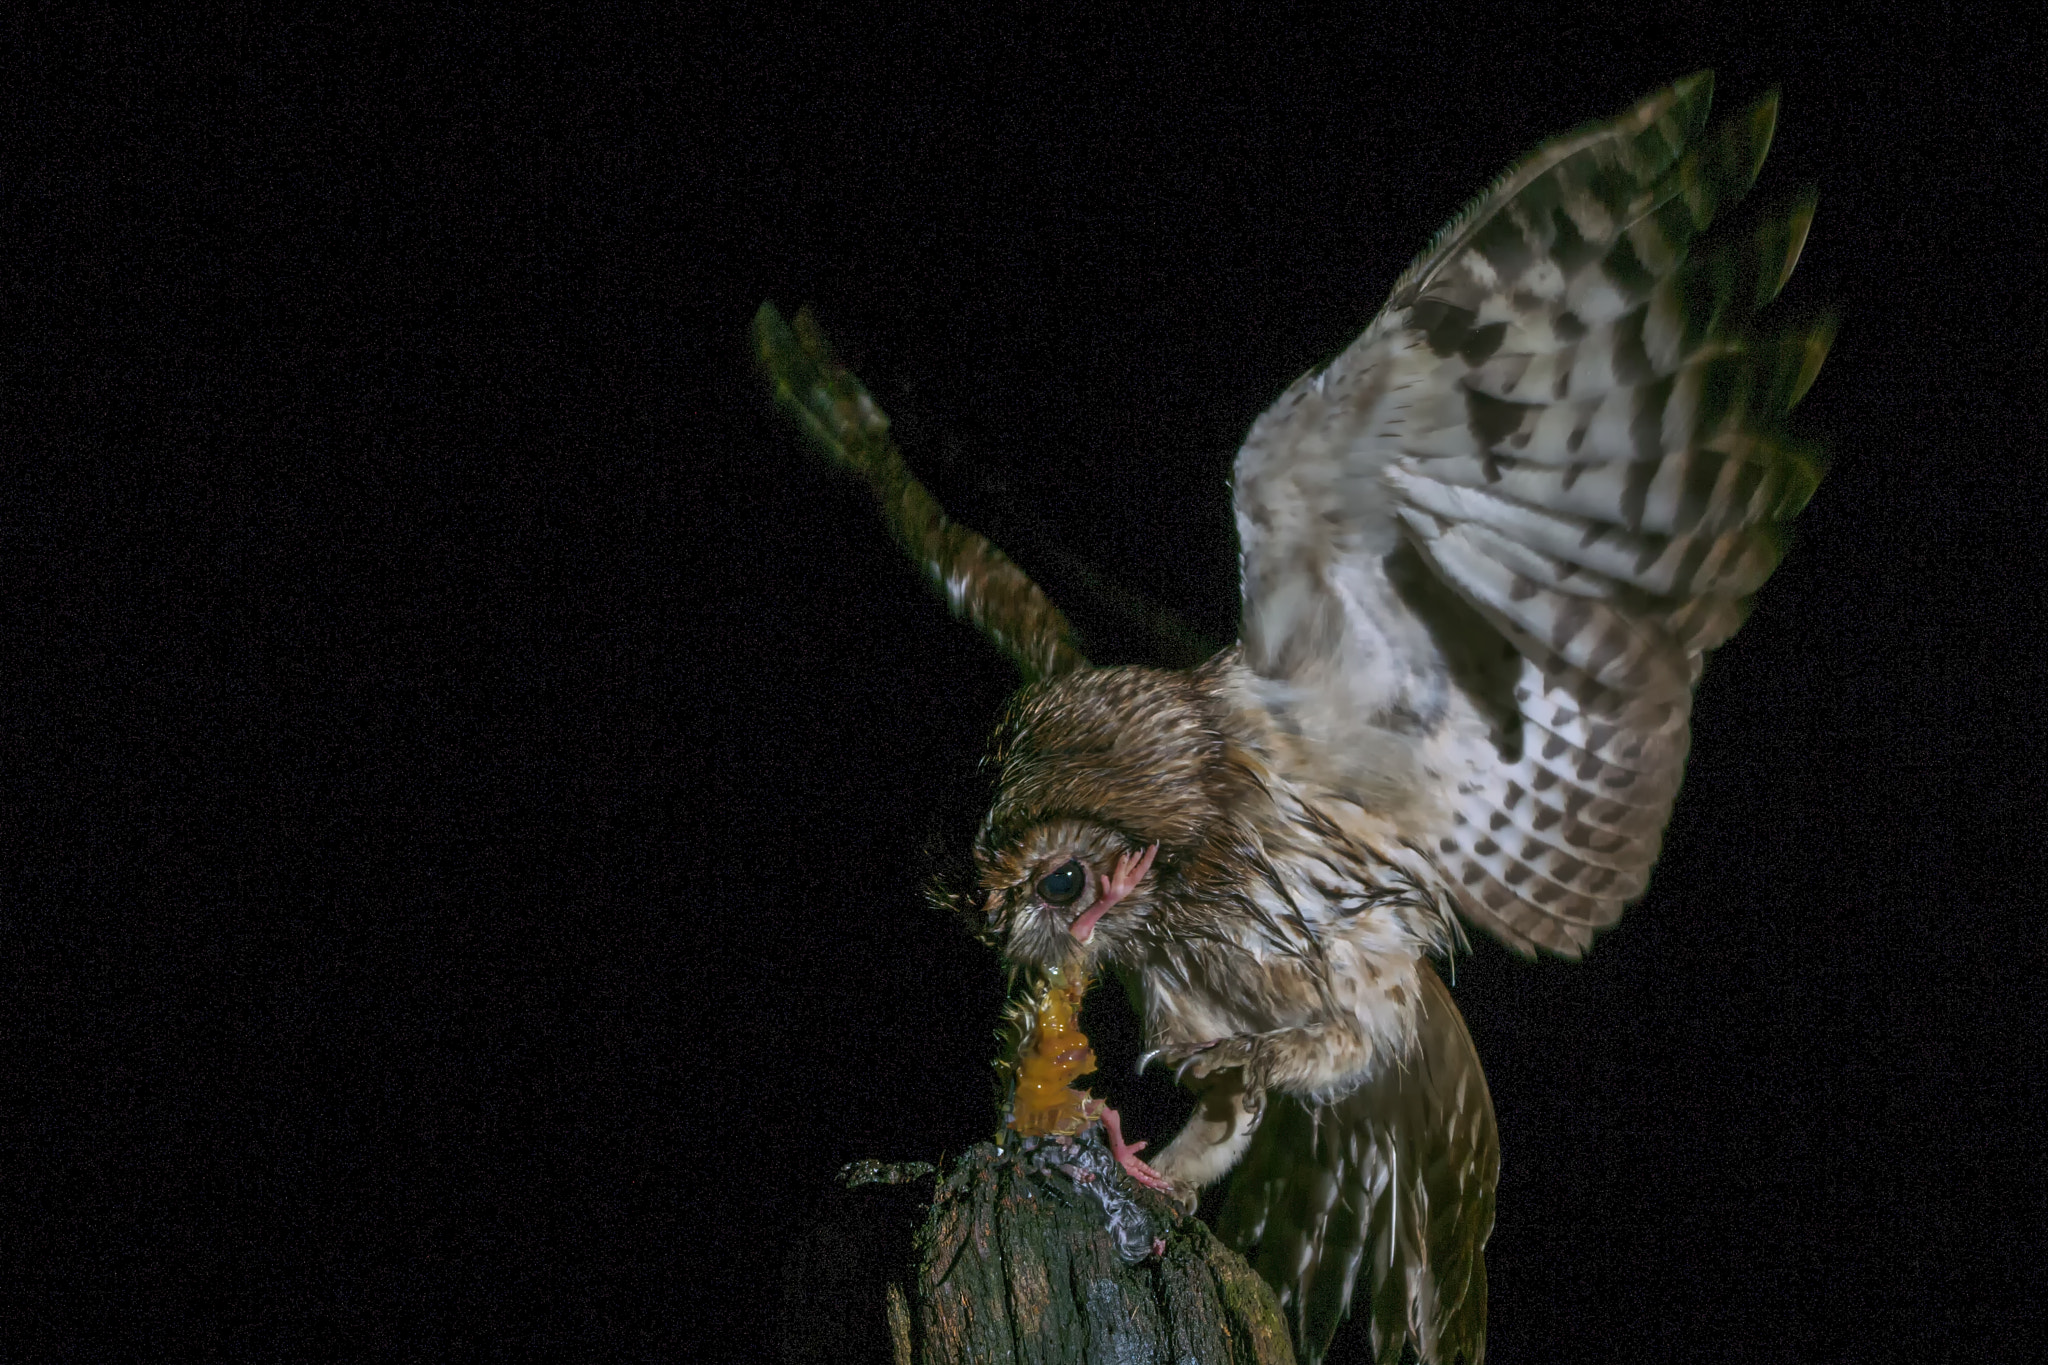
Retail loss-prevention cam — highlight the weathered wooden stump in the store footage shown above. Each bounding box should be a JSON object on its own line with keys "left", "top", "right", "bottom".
{"left": 783, "top": 1129, "right": 1296, "bottom": 1364}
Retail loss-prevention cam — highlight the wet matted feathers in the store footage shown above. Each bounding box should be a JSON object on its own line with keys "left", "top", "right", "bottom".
{"left": 1218, "top": 963, "right": 1495, "bottom": 1365}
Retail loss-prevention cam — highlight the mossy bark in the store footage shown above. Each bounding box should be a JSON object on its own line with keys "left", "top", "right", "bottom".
{"left": 784, "top": 1137, "right": 1295, "bottom": 1365}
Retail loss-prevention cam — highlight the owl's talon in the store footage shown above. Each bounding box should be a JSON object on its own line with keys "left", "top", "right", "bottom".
{"left": 1158, "top": 1036, "right": 1267, "bottom": 1089}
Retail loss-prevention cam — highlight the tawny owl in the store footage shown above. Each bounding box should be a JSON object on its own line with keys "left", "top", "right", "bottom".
{"left": 759, "top": 71, "right": 1828, "bottom": 1365}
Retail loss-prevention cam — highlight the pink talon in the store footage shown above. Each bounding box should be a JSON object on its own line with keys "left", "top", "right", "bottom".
{"left": 1096, "top": 1102, "right": 1175, "bottom": 1194}
{"left": 1069, "top": 842, "right": 1158, "bottom": 943}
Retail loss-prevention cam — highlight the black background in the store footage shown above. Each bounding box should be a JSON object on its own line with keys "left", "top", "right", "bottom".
{"left": 6, "top": 4, "right": 2044, "bottom": 1361}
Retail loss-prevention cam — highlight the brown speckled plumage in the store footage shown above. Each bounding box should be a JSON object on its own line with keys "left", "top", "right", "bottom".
{"left": 766, "top": 71, "right": 1827, "bottom": 1365}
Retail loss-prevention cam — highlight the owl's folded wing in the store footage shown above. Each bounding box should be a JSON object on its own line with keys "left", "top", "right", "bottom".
{"left": 1232, "top": 72, "right": 1829, "bottom": 955}
{"left": 1217, "top": 961, "right": 1496, "bottom": 1364}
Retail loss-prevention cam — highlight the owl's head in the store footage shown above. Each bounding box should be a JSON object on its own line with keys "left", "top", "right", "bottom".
{"left": 956, "top": 663, "right": 1252, "bottom": 971}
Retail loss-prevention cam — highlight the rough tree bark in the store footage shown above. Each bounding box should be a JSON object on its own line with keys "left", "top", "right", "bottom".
{"left": 783, "top": 1131, "right": 1296, "bottom": 1365}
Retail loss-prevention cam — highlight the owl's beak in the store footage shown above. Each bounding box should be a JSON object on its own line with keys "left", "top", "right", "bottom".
{"left": 1068, "top": 843, "right": 1158, "bottom": 943}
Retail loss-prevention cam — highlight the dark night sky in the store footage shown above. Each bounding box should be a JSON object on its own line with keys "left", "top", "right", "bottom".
{"left": 5, "top": 5, "right": 2044, "bottom": 1361}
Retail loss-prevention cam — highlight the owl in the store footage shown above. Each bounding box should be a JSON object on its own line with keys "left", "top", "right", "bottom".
{"left": 759, "top": 71, "right": 1829, "bottom": 1365}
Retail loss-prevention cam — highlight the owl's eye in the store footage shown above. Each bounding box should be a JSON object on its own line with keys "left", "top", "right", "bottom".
{"left": 1036, "top": 859, "right": 1085, "bottom": 906}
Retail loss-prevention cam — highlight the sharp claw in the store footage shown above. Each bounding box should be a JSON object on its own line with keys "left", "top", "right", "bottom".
{"left": 1172, "top": 1042, "right": 1219, "bottom": 1084}
{"left": 1136, "top": 1049, "right": 1162, "bottom": 1074}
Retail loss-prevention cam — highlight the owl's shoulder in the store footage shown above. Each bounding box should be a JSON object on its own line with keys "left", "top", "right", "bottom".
{"left": 1204, "top": 651, "right": 1475, "bottom": 844}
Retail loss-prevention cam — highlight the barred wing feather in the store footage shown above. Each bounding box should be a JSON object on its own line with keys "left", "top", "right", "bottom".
{"left": 1233, "top": 72, "right": 1829, "bottom": 955}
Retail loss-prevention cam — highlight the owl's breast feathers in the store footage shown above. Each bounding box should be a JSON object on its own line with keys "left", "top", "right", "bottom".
{"left": 983, "top": 657, "right": 1493, "bottom": 1365}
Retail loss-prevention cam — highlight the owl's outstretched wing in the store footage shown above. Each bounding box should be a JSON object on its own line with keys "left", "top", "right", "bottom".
{"left": 1233, "top": 73, "right": 1830, "bottom": 955}
{"left": 755, "top": 302, "right": 1089, "bottom": 683}
{"left": 1218, "top": 961, "right": 1496, "bottom": 1364}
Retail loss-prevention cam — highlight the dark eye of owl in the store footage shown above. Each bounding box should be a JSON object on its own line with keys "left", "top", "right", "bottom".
{"left": 1036, "top": 859, "right": 1085, "bottom": 906}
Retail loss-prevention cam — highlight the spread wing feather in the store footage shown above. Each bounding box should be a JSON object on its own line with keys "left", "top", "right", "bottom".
{"left": 1218, "top": 962, "right": 1497, "bottom": 1364}
{"left": 1233, "top": 72, "right": 1830, "bottom": 955}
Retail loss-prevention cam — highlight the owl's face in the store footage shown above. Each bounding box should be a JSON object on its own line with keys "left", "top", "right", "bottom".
{"left": 957, "top": 663, "right": 1251, "bottom": 972}
{"left": 975, "top": 815, "right": 1159, "bottom": 972}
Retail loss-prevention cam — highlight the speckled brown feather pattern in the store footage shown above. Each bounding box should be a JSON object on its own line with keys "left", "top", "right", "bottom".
{"left": 1219, "top": 962, "right": 1495, "bottom": 1365}
{"left": 772, "top": 71, "right": 1826, "bottom": 1365}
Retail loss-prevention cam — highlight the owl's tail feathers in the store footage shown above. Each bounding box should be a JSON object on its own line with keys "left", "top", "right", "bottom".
{"left": 753, "top": 302, "right": 1088, "bottom": 682}
{"left": 1217, "top": 961, "right": 1497, "bottom": 1364}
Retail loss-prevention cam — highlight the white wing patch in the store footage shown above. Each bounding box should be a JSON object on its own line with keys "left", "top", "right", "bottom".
{"left": 1233, "top": 73, "right": 1831, "bottom": 956}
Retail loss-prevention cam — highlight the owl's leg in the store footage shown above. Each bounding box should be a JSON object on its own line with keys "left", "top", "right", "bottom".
{"left": 1147, "top": 1076, "right": 1265, "bottom": 1211}
{"left": 1156, "top": 1019, "right": 1375, "bottom": 1099}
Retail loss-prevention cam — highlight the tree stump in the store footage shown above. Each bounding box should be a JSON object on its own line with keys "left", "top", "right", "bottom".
{"left": 783, "top": 1128, "right": 1296, "bottom": 1365}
